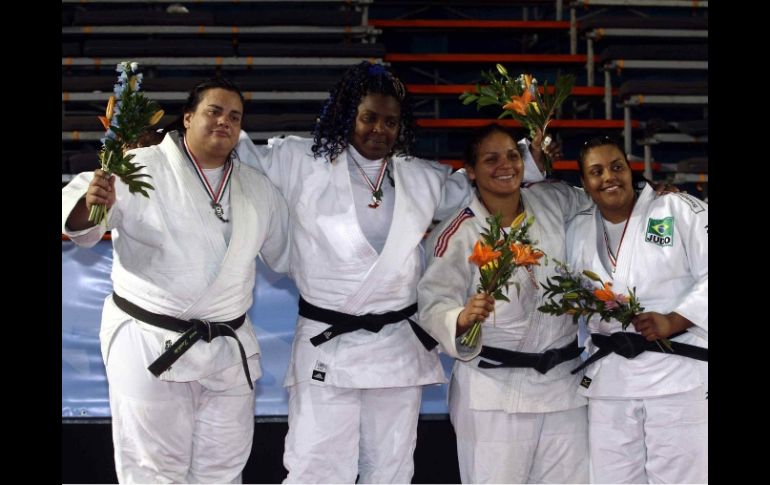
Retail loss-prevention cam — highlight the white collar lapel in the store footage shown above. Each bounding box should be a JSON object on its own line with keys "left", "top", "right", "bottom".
{"left": 609, "top": 184, "right": 653, "bottom": 289}
{"left": 338, "top": 158, "right": 437, "bottom": 313}
{"left": 333, "top": 149, "right": 380, "bottom": 261}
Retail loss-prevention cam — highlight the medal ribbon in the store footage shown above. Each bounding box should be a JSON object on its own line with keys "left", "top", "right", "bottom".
{"left": 183, "top": 135, "right": 233, "bottom": 222}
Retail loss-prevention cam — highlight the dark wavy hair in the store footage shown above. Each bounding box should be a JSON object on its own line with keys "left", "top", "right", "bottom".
{"left": 312, "top": 61, "right": 416, "bottom": 161}
{"left": 463, "top": 123, "right": 523, "bottom": 168}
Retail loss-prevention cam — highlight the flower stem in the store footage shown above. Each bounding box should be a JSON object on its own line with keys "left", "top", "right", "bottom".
{"left": 459, "top": 321, "right": 482, "bottom": 348}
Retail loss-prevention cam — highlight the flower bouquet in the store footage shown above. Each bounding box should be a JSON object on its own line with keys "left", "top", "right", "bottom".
{"left": 88, "top": 61, "right": 165, "bottom": 225}
{"left": 538, "top": 260, "right": 670, "bottom": 350}
{"left": 460, "top": 211, "right": 545, "bottom": 348}
{"left": 459, "top": 64, "right": 575, "bottom": 174}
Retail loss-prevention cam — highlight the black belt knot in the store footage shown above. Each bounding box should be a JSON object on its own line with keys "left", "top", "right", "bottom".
{"left": 478, "top": 337, "right": 583, "bottom": 375}
{"left": 571, "top": 331, "right": 708, "bottom": 375}
{"left": 112, "top": 292, "right": 253, "bottom": 389}
{"left": 192, "top": 319, "right": 214, "bottom": 342}
{"left": 298, "top": 297, "right": 438, "bottom": 351}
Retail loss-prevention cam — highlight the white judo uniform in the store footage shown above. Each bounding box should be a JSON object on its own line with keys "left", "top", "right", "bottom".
{"left": 418, "top": 183, "right": 592, "bottom": 484}
{"left": 237, "top": 133, "right": 476, "bottom": 483}
{"left": 62, "top": 132, "right": 289, "bottom": 483}
{"left": 567, "top": 184, "right": 708, "bottom": 483}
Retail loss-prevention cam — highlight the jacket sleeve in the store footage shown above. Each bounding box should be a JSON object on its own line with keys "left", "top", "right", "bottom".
{"left": 62, "top": 171, "right": 123, "bottom": 247}
{"left": 418, "top": 215, "right": 481, "bottom": 360}
{"left": 671, "top": 195, "right": 708, "bottom": 339}
{"left": 434, "top": 166, "right": 473, "bottom": 223}
{"left": 519, "top": 138, "right": 546, "bottom": 183}
{"left": 257, "top": 179, "right": 291, "bottom": 275}
{"left": 236, "top": 130, "right": 297, "bottom": 196}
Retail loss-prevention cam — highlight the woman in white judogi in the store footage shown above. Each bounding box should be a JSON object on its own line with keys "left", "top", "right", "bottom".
{"left": 62, "top": 79, "right": 289, "bottom": 483}
{"left": 237, "top": 62, "right": 554, "bottom": 483}
{"left": 417, "top": 124, "right": 591, "bottom": 483}
{"left": 567, "top": 136, "right": 708, "bottom": 483}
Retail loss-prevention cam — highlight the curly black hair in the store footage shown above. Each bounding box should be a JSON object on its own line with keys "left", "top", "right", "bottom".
{"left": 312, "top": 61, "right": 416, "bottom": 162}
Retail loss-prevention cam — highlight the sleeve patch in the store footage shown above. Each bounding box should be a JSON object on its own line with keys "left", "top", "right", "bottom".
{"left": 673, "top": 193, "right": 706, "bottom": 214}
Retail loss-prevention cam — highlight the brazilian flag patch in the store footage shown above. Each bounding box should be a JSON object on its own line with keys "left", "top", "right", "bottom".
{"left": 645, "top": 216, "right": 674, "bottom": 246}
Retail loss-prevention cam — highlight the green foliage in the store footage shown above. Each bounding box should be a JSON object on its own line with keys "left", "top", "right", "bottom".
{"left": 459, "top": 64, "right": 575, "bottom": 174}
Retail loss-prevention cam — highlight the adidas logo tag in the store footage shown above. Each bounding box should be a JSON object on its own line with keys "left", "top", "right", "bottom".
{"left": 323, "top": 331, "right": 333, "bottom": 340}
{"left": 580, "top": 376, "right": 592, "bottom": 389}
{"left": 312, "top": 370, "right": 326, "bottom": 382}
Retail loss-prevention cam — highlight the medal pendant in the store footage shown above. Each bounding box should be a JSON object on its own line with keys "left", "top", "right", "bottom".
{"left": 211, "top": 202, "right": 229, "bottom": 222}
{"left": 368, "top": 189, "right": 383, "bottom": 209}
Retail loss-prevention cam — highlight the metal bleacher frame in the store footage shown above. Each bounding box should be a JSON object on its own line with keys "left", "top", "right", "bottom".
{"left": 61, "top": 0, "right": 385, "bottom": 179}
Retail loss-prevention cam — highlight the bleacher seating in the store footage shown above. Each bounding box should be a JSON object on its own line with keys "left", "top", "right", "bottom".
{"left": 62, "top": 0, "right": 707, "bottom": 193}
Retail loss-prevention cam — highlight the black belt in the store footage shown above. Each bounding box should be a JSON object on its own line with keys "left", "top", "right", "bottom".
{"left": 298, "top": 297, "right": 438, "bottom": 351}
{"left": 112, "top": 292, "right": 253, "bottom": 389}
{"left": 478, "top": 337, "right": 584, "bottom": 374}
{"left": 571, "top": 331, "right": 709, "bottom": 375}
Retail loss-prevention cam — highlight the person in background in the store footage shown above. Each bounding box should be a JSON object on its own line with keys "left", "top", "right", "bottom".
{"left": 62, "top": 77, "right": 289, "bottom": 483}
{"left": 417, "top": 124, "right": 590, "bottom": 483}
{"left": 567, "top": 135, "right": 708, "bottom": 483}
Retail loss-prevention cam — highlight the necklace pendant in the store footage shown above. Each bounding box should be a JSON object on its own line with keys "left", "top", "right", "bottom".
{"left": 368, "top": 189, "right": 383, "bottom": 208}
{"left": 211, "top": 201, "right": 229, "bottom": 222}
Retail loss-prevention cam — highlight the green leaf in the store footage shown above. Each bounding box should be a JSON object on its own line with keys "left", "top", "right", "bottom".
{"left": 476, "top": 97, "right": 500, "bottom": 107}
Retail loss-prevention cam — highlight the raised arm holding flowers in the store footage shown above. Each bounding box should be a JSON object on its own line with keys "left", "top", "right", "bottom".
{"left": 88, "top": 61, "right": 164, "bottom": 224}
{"left": 460, "top": 64, "right": 574, "bottom": 174}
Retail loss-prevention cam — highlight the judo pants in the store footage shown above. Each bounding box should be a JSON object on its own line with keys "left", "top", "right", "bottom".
{"left": 105, "top": 321, "right": 256, "bottom": 484}
{"left": 588, "top": 386, "right": 708, "bottom": 483}
{"left": 449, "top": 373, "right": 589, "bottom": 483}
{"left": 283, "top": 381, "right": 422, "bottom": 484}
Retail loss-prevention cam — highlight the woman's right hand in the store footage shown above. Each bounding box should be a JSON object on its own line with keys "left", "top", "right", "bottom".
{"left": 457, "top": 293, "right": 495, "bottom": 335}
{"left": 85, "top": 169, "right": 116, "bottom": 212}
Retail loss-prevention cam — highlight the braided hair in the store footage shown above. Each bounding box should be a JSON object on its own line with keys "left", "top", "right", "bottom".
{"left": 312, "top": 61, "right": 416, "bottom": 162}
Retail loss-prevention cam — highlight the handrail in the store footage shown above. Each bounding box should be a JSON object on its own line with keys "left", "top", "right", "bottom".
{"left": 64, "top": 57, "right": 380, "bottom": 67}
{"left": 385, "top": 53, "right": 586, "bottom": 63}
{"left": 439, "top": 159, "right": 657, "bottom": 171}
{"left": 417, "top": 119, "right": 637, "bottom": 129}
{"left": 369, "top": 19, "right": 569, "bottom": 29}
{"left": 63, "top": 86, "right": 612, "bottom": 101}
{"left": 406, "top": 84, "right": 612, "bottom": 96}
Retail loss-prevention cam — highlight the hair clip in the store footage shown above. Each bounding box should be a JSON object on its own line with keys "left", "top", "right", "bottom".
{"left": 367, "top": 63, "right": 387, "bottom": 76}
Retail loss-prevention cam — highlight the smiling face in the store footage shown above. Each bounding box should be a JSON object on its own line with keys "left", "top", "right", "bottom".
{"left": 466, "top": 130, "right": 524, "bottom": 199}
{"left": 350, "top": 93, "right": 401, "bottom": 160}
{"left": 183, "top": 87, "right": 243, "bottom": 167}
{"left": 580, "top": 144, "right": 635, "bottom": 221}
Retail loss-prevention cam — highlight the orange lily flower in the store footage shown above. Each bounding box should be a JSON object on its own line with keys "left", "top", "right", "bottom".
{"left": 105, "top": 95, "right": 116, "bottom": 120}
{"left": 503, "top": 89, "right": 533, "bottom": 115}
{"left": 149, "top": 109, "right": 165, "bottom": 126}
{"left": 510, "top": 243, "right": 544, "bottom": 266}
{"left": 469, "top": 240, "right": 501, "bottom": 267}
{"left": 98, "top": 116, "right": 111, "bottom": 131}
{"left": 594, "top": 282, "right": 617, "bottom": 302}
